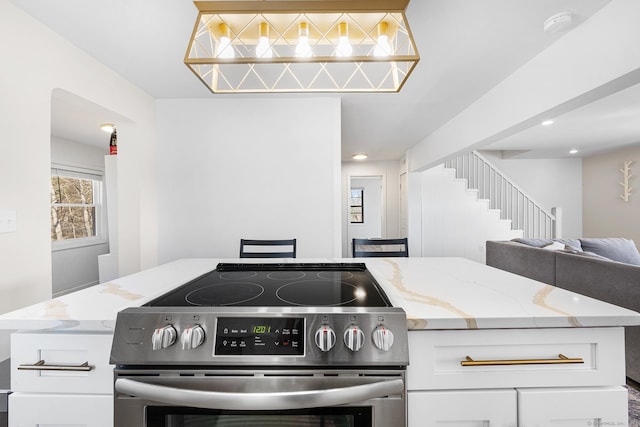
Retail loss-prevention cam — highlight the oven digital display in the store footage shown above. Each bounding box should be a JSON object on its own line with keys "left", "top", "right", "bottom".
{"left": 215, "top": 317, "right": 304, "bottom": 356}
{"left": 252, "top": 325, "right": 271, "bottom": 334}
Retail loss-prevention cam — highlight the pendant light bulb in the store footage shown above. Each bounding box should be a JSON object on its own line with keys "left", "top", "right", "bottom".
{"left": 295, "top": 22, "right": 313, "bottom": 58}
{"left": 374, "top": 22, "right": 392, "bottom": 57}
{"left": 336, "top": 22, "right": 353, "bottom": 57}
{"left": 256, "top": 22, "right": 273, "bottom": 58}
{"left": 217, "top": 23, "right": 235, "bottom": 58}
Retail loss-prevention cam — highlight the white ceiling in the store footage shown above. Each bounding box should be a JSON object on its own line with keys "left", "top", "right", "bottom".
{"left": 15, "top": 0, "right": 640, "bottom": 161}
{"left": 483, "top": 80, "right": 640, "bottom": 158}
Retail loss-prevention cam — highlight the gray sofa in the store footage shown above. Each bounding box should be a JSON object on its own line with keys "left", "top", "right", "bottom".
{"left": 486, "top": 238, "right": 640, "bottom": 383}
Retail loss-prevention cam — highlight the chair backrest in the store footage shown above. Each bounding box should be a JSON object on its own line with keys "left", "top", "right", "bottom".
{"left": 352, "top": 238, "right": 408, "bottom": 258}
{"left": 239, "top": 239, "right": 297, "bottom": 258}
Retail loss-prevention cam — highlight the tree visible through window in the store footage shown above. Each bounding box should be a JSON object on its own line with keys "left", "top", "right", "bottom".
{"left": 50, "top": 171, "right": 101, "bottom": 241}
{"left": 350, "top": 188, "right": 364, "bottom": 223}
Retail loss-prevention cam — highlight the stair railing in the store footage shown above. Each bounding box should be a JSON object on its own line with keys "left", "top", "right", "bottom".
{"left": 444, "top": 151, "right": 561, "bottom": 239}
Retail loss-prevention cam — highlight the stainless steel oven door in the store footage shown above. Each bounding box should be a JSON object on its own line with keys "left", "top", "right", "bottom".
{"left": 114, "top": 368, "right": 405, "bottom": 427}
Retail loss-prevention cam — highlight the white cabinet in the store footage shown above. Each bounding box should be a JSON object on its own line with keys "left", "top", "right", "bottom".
{"left": 9, "top": 393, "right": 112, "bottom": 427}
{"left": 407, "top": 327, "right": 625, "bottom": 391}
{"left": 408, "top": 389, "right": 517, "bottom": 426}
{"left": 408, "top": 387, "right": 627, "bottom": 427}
{"left": 11, "top": 331, "right": 113, "bottom": 393}
{"left": 517, "top": 386, "right": 628, "bottom": 427}
{"left": 9, "top": 331, "right": 113, "bottom": 426}
{"left": 407, "top": 327, "right": 629, "bottom": 426}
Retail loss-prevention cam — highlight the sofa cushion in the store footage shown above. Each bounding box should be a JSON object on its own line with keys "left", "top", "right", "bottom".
{"left": 571, "top": 250, "right": 612, "bottom": 261}
{"left": 513, "top": 238, "right": 582, "bottom": 250}
{"left": 579, "top": 238, "right": 640, "bottom": 266}
{"left": 512, "top": 238, "right": 553, "bottom": 248}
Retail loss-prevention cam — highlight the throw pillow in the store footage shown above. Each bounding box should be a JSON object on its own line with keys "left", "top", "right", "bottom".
{"left": 579, "top": 238, "right": 640, "bottom": 266}
{"left": 563, "top": 244, "right": 582, "bottom": 254}
{"left": 542, "top": 241, "right": 565, "bottom": 251}
{"left": 553, "top": 238, "right": 582, "bottom": 250}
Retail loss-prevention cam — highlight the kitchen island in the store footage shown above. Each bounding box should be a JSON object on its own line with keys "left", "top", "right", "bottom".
{"left": 1, "top": 257, "right": 639, "bottom": 426}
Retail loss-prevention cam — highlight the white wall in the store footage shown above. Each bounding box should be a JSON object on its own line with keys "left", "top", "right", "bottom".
{"left": 50, "top": 137, "right": 110, "bottom": 296}
{"left": 341, "top": 161, "right": 401, "bottom": 257}
{"left": 583, "top": 144, "right": 640, "bottom": 245}
{"left": 480, "top": 152, "right": 583, "bottom": 238}
{"left": 156, "top": 98, "right": 341, "bottom": 261}
{"left": 0, "top": 0, "right": 157, "bottom": 359}
{"left": 51, "top": 137, "right": 108, "bottom": 170}
{"left": 52, "top": 244, "right": 108, "bottom": 296}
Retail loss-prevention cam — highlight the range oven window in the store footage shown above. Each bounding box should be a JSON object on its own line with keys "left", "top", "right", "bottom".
{"left": 146, "top": 406, "right": 372, "bottom": 426}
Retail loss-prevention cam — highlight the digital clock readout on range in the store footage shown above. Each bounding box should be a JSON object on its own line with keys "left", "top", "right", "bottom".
{"left": 215, "top": 317, "right": 304, "bottom": 356}
{"left": 252, "top": 325, "right": 271, "bottom": 334}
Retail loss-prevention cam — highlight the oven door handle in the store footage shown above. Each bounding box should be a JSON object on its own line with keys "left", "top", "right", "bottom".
{"left": 115, "top": 377, "right": 404, "bottom": 410}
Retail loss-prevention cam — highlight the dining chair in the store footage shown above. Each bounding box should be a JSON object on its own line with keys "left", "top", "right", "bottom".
{"left": 352, "top": 238, "right": 409, "bottom": 258}
{"left": 239, "top": 238, "right": 297, "bottom": 258}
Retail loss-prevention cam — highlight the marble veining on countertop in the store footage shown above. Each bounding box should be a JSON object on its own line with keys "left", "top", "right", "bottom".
{"left": 0, "top": 259, "right": 220, "bottom": 331}
{"left": 1, "top": 257, "right": 639, "bottom": 332}
{"left": 364, "top": 257, "right": 640, "bottom": 330}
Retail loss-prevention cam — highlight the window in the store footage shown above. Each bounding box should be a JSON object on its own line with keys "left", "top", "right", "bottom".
{"left": 350, "top": 188, "right": 364, "bottom": 223}
{"left": 50, "top": 166, "right": 104, "bottom": 249}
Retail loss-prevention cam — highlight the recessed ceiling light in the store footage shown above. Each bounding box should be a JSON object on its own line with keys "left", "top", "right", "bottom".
{"left": 541, "top": 120, "right": 554, "bottom": 126}
{"left": 100, "top": 123, "right": 116, "bottom": 133}
{"left": 569, "top": 149, "right": 578, "bottom": 154}
{"left": 352, "top": 154, "right": 368, "bottom": 160}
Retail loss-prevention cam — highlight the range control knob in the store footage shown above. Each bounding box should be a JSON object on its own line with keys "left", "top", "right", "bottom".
{"left": 181, "top": 325, "right": 205, "bottom": 350}
{"left": 343, "top": 325, "right": 365, "bottom": 352}
{"left": 372, "top": 325, "right": 394, "bottom": 352}
{"left": 152, "top": 325, "right": 177, "bottom": 350}
{"left": 314, "top": 325, "right": 336, "bottom": 352}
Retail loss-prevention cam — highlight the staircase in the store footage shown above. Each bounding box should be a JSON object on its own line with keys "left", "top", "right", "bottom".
{"left": 444, "top": 151, "right": 560, "bottom": 240}
{"left": 419, "top": 164, "right": 523, "bottom": 263}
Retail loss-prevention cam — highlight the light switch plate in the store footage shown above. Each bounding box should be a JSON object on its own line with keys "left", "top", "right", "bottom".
{"left": 0, "top": 211, "right": 17, "bottom": 233}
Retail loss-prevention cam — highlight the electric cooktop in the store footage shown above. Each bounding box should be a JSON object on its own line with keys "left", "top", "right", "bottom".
{"left": 145, "top": 263, "right": 392, "bottom": 308}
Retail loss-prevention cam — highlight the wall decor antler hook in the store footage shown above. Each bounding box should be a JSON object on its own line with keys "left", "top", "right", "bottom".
{"left": 620, "top": 160, "right": 634, "bottom": 202}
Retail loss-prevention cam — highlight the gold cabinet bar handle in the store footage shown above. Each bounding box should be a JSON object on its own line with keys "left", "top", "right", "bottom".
{"left": 461, "top": 354, "right": 584, "bottom": 367}
{"left": 18, "top": 360, "right": 94, "bottom": 372}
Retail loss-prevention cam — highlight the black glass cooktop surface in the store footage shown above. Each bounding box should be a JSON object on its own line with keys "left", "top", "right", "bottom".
{"left": 145, "top": 263, "right": 392, "bottom": 308}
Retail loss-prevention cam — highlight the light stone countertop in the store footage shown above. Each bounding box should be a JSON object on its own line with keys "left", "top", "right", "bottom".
{"left": 1, "top": 257, "right": 639, "bottom": 332}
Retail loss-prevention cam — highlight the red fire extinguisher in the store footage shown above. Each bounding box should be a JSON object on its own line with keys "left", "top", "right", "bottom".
{"left": 109, "top": 128, "right": 117, "bottom": 155}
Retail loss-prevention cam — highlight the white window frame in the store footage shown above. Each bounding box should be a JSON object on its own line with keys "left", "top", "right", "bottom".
{"left": 350, "top": 188, "right": 364, "bottom": 223}
{"left": 51, "top": 164, "right": 107, "bottom": 251}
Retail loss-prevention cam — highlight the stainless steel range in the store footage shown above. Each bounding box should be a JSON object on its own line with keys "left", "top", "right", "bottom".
{"left": 110, "top": 263, "right": 408, "bottom": 427}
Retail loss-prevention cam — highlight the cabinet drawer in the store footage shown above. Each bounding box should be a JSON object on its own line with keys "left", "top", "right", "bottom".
{"left": 407, "top": 327, "right": 625, "bottom": 390}
{"left": 408, "top": 389, "right": 517, "bottom": 427}
{"left": 9, "top": 392, "right": 112, "bottom": 427}
{"left": 518, "top": 386, "right": 628, "bottom": 426}
{"left": 11, "top": 331, "right": 113, "bottom": 394}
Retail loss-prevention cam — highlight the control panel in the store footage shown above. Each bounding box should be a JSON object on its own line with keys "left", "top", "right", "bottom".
{"left": 110, "top": 307, "right": 409, "bottom": 366}
{"left": 215, "top": 317, "right": 304, "bottom": 356}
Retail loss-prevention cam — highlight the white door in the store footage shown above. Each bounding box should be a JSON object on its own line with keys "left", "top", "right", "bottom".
{"left": 348, "top": 175, "right": 384, "bottom": 256}
{"left": 399, "top": 172, "right": 408, "bottom": 238}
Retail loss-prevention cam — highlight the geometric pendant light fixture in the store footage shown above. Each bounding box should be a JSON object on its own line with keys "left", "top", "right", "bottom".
{"left": 184, "top": 0, "right": 420, "bottom": 93}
